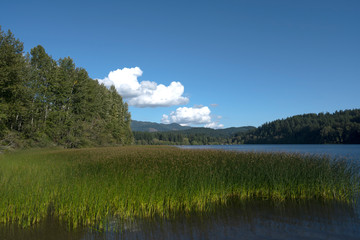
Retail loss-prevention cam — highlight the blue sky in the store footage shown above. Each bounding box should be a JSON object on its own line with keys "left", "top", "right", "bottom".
{"left": 1, "top": 0, "right": 359, "bottom": 128}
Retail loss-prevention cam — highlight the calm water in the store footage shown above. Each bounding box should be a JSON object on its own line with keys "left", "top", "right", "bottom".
{"left": 2, "top": 200, "right": 360, "bottom": 240}
{"left": 1, "top": 144, "right": 360, "bottom": 240}
{"left": 178, "top": 144, "right": 360, "bottom": 162}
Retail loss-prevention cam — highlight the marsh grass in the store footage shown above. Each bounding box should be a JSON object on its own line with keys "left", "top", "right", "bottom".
{"left": 0, "top": 146, "right": 359, "bottom": 229}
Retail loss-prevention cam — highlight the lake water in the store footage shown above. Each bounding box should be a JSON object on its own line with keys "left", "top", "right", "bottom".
{"left": 178, "top": 144, "right": 360, "bottom": 162}
{"left": 2, "top": 200, "right": 360, "bottom": 240}
{"left": 1, "top": 144, "right": 360, "bottom": 240}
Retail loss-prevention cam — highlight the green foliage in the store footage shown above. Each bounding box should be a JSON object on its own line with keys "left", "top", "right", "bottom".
{"left": 0, "top": 146, "right": 359, "bottom": 229}
{"left": 0, "top": 27, "right": 28, "bottom": 137}
{"left": 0, "top": 27, "right": 133, "bottom": 149}
{"left": 233, "top": 110, "right": 360, "bottom": 144}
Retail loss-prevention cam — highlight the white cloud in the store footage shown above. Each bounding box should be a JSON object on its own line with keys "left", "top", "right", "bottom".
{"left": 97, "top": 67, "right": 189, "bottom": 107}
{"left": 162, "top": 106, "right": 224, "bottom": 129}
{"left": 204, "top": 122, "right": 224, "bottom": 129}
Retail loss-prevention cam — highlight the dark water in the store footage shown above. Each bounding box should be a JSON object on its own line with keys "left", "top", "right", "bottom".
{"left": 178, "top": 144, "right": 360, "bottom": 162}
{"left": 1, "top": 144, "right": 360, "bottom": 240}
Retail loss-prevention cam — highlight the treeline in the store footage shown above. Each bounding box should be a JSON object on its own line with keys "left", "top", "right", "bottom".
{"left": 232, "top": 110, "right": 360, "bottom": 144}
{"left": 133, "top": 131, "right": 233, "bottom": 145}
{"left": 0, "top": 27, "right": 133, "bottom": 149}
{"left": 133, "top": 127, "right": 255, "bottom": 145}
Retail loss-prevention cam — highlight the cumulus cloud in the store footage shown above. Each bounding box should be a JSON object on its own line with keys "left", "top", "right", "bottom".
{"left": 162, "top": 106, "right": 224, "bottom": 129}
{"left": 97, "top": 67, "right": 189, "bottom": 107}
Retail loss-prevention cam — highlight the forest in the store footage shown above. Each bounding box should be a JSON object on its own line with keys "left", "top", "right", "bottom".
{"left": 232, "top": 109, "right": 360, "bottom": 144}
{"left": 0, "top": 27, "right": 133, "bottom": 150}
{"left": 133, "top": 127, "right": 255, "bottom": 145}
{"left": 133, "top": 131, "right": 230, "bottom": 145}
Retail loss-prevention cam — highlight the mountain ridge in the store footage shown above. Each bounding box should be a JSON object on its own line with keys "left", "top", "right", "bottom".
{"left": 131, "top": 120, "right": 192, "bottom": 132}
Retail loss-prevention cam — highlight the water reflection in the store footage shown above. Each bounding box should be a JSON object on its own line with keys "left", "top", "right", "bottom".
{"left": 0, "top": 216, "right": 86, "bottom": 240}
{"left": 1, "top": 199, "right": 359, "bottom": 240}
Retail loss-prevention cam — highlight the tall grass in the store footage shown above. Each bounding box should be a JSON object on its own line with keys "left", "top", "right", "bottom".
{"left": 0, "top": 146, "right": 359, "bottom": 229}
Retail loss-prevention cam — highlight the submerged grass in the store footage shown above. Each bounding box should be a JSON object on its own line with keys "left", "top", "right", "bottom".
{"left": 0, "top": 146, "right": 359, "bottom": 229}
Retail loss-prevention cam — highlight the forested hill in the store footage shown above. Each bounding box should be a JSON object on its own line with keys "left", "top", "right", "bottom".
{"left": 232, "top": 109, "right": 360, "bottom": 144}
{"left": 180, "top": 126, "right": 255, "bottom": 137}
{"left": 132, "top": 125, "right": 255, "bottom": 145}
{"left": 131, "top": 120, "right": 191, "bottom": 132}
{"left": 0, "top": 27, "right": 133, "bottom": 149}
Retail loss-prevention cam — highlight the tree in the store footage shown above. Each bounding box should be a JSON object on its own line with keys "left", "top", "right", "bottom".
{"left": 1, "top": 27, "right": 134, "bottom": 148}
{"left": 0, "top": 27, "right": 29, "bottom": 136}
{"left": 27, "top": 45, "right": 57, "bottom": 137}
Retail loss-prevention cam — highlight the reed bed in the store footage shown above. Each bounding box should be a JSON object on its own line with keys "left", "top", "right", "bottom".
{"left": 0, "top": 146, "right": 359, "bottom": 229}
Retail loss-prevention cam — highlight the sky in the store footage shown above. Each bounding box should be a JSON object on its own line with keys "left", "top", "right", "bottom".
{"left": 1, "top": 0, "right": 359, "bottom": 128}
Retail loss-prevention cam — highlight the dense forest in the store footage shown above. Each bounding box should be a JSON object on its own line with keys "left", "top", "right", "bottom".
{"left": 0, "top": 27, "right": 133, "bottom": 149}
{"left": 133, "top": 127, "right": 255, "bottom": 145}
{"left": 232, "top": 110, "right": 360, "bottom": 144}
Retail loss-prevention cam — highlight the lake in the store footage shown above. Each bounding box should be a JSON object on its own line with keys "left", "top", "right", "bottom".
{"left": 1, "top": 144, "right": 360, "bottom": 240}
{"left": 178, "top": 144, "right": 360, "bottom": 162}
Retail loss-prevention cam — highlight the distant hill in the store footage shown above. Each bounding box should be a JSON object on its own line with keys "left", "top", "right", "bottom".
{"left": 131, "top": 120, "right": 191, "bottom": 132}
{"left": 131, "top": 120, "right": 255, "bottom": 135}
{"left": 180, "top": 126, "right": 256, "bottom": 137}
{"left": 131, "top": 120, "right": 256, "bottom": 145}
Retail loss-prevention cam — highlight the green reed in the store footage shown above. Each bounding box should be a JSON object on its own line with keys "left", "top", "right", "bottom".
{"left": 0, "top": 146, "right": 359, "bottom": 229}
